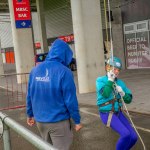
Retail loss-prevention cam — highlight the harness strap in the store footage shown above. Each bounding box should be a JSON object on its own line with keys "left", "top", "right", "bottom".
{"left": 99, "top": 98, "right": 116, "bottom": 112}
{"left": 106, "top": 111, "right": 113, "bottom": 127}
{"left": 117, "top": 99, "right": 122, "bottom": 111}
{"left": 100, "top": 99, "right": 115, "bottom": 127}
{"left": 100, "top": 98, "right": 122, "bottom": 127}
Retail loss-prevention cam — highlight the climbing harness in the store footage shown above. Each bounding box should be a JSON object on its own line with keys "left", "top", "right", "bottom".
{"left": 105, "top": 85, "right": 122, "bottom": 127}
{"left": 106, "top": 111, "right": 113, "bottom": 127}
{"left": 104, "top": 0, "right": 146, "bottom": 149}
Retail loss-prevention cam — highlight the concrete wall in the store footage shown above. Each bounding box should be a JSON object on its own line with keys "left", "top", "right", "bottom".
{"left": 112, "top": 1, "right": 125, "bottom": 69}
{"left": 121, "top": 0, "right": 150, "bottom": 24}
{"left": 0, "top": 12, "right": 41, "bottom": 49}
{"left": 3, "top": 63, "right": 16, "bottom": 73}
{"left": 0, "top": 14, "right": 13, "bottom": 49}
{"left": 44, "top": 0, "right": 73, "bottom": 39}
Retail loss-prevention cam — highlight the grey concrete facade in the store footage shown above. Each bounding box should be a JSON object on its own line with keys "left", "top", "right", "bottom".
{"left": 71, "top": 0, "right": 105, "bottom": 93}
{"left": 112, "top": 5, "right": 125, "bottom": 69}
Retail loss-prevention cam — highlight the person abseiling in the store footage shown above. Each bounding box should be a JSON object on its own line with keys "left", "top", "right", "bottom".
{"left": 96, "top": 56, "right": 138, "bottom": 150}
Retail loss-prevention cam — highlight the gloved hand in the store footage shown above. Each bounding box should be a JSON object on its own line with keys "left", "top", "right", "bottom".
{"left": 116, "top": 85, "right": 125, "bottom": 97}
{"left": 107, "top": 70, "right": 116, "bottom": 82}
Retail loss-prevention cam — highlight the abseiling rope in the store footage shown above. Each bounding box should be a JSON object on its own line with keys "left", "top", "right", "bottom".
{"left": 106, "top": 0, "right": 146, "bottom": 149}
{"left": 120, "top": 95, "right": 146, "bottom": 150}
{"left": 107, "top": 0, "right": 114, "bottom": 63}
{"left": 103, "top": 0, "right": 109, "bottom": 55}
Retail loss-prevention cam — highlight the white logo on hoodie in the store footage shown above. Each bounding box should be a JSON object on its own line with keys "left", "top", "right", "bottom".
{"left": 35, "top": 69, "right": 50, "bottom": 82}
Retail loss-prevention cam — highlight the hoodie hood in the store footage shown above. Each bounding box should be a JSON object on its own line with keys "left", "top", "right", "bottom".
{"left": 46, "top": 39, "right": 73, "bottom": 66}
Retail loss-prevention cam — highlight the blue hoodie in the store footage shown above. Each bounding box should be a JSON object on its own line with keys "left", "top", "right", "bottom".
{"left": 26, "top": 39, "right": 80, "bottom": 124}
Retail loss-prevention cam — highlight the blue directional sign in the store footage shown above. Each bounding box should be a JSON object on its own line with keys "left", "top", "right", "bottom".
{"left": 15, "top": 20, "right": 31, "bottom": 28}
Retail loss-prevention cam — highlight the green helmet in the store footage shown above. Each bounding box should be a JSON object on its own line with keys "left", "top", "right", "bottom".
{"left": 107, "top": 57, "right": 122, "bottom": 69}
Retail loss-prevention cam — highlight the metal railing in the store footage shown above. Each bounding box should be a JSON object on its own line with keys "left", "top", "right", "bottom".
{"left": 0, "top": 112, "right": 58, "bottom": 150}
{"left": 0, "top": 73, "right": 28, "bottom": 111}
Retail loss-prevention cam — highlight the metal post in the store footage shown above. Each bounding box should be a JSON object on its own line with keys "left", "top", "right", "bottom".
{"left": 0, "top": 38, "right": 4, "bottom": 74}
{"left": 0, "top": 112, "right": 57, "bottom": 150}
{"left": 3, "top": 124, "right": 11, "bottom": 150}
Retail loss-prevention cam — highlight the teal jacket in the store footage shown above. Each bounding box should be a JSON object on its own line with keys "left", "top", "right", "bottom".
{"left": 96, "top": 76, "right": 132, "bottom": 112}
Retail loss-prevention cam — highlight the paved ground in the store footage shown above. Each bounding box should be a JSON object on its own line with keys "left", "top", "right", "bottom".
{"left": 0, "top": 104, "right": 150, "bottom": 150}
{"left": 0, "top": 68, "right": 150, "bottom": 149}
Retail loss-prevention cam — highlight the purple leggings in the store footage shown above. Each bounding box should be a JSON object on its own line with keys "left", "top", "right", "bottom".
{"left": 100, "top": 111, "right": 138, "bottom": 150}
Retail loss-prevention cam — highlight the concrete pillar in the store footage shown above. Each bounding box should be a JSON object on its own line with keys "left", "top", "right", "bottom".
{"left": 8, "top": 0, "right": 35, "bottom": 83}
{"left": 36, "top": 0, "right": 48, "bottom": 53}
{"left": 0, "top": 40, "right": 4, "bottom": 74}
{"left": 71, "top": 0, "right": 105, "bottom": 93}
{"left": 112, "top": 3, "right": 125, "bottom": 69}
{"left": 2, "top": 53, "right": 6, "bottom": 63}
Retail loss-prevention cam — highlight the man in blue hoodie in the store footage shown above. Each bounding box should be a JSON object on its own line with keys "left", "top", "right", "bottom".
{"left": 26, "top": 39, "right": 82, "bottom": 150}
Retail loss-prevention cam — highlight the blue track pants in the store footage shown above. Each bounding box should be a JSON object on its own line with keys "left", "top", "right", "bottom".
{"left": 100, "top": 111, "right": 138, "bottom": 150}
